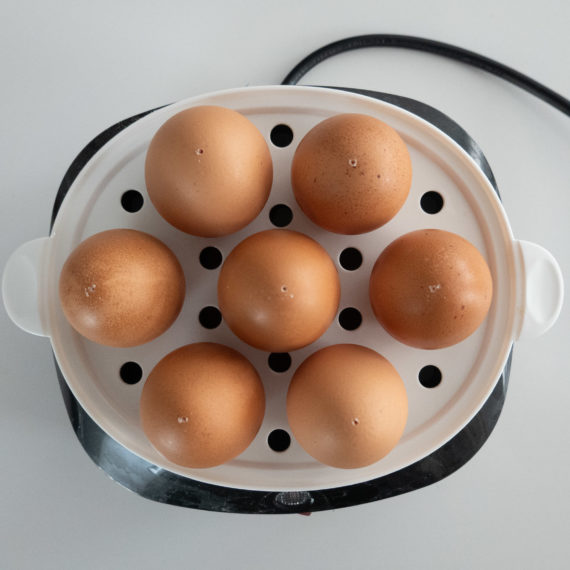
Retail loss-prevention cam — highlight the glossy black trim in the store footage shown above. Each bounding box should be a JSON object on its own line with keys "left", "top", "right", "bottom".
{"left": 330, "top": 87, "right": 499, "bottom": 193}
{"left": 49, "top": 88, "right": 510, "bottom": 513}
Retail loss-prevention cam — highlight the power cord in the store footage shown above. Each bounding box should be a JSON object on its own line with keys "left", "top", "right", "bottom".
{"left": 281, "top": 34, "right": 570, "bottom": 117}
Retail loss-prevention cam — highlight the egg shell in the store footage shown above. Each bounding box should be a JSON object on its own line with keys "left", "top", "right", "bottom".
{"left": 58, "top": 229, "right": 185, "bottom": 347}
{"left": 140, "top": 343, "right": 265, "bottom": 469}
{"left": 291, "top": 113, "right": 412, "bottom": 234}
{"left": 145, "top": 105, "right": 273, "bottom": 237}
{"left": 217, "top": 229, "right": 340, "bottom": 352}
{"left": 369, "top": 229, "right": 493, "bottom": 349}
{"left": 287, "top": 344, "right": 408, "bottom": 469}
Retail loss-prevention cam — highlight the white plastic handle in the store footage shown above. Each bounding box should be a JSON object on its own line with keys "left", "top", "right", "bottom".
{"left": 515, "top": 240, "right": 564, "bottom": 340}
{"left": 2, "top": 237, "right": 51, "bottom": 337}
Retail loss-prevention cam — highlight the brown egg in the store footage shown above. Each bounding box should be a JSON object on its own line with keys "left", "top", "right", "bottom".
{"left": 369, "top": 229, "right": 493, "bottom": 349}
{"left": 140, "top": 343, "right": 265, "bottom": 468}
{"left": 218, "top": 230, "right": 340, "bottom": 352}
{"left": 145, "top": 105, "right": 273, "bottom": 237}
{"left": 59, "top": 229, "right": 185, "bottom": 347}
{"left": 287, "top": 344, "right": 408, "bottom": 469}
{"left": 291, "top": 113, "right": 412, "bottom": 234}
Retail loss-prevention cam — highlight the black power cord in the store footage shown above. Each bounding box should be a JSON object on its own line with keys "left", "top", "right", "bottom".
{"left": 281, "top": 34, "right": 570, "bottom": 117}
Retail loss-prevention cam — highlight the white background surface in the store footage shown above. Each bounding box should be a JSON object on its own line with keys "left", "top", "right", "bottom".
{"left": 1, "top": 1, "right": 569, "bottom": 568}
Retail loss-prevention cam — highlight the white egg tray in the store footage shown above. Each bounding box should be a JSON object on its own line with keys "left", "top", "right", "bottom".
{"left": 3, "top": 86, "right": 563, "bottom": 492}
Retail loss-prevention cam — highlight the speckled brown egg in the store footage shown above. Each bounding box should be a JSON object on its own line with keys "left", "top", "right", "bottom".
{"left": 145, "top": 105, "right": 273, "bottom": 237}
{"left": 218, "top": 229, "right": 340, "bottom": 352}
{"left": 140, "top": 343, "right": 265, "bottom": 468}
{"left": 369, "top": 229, "right": 493, "bottom": 349}
{"left": 291, "top": 113, "right": 412, "bottom": 234}
{"left": 287, "top": 344, "right": 408, "bottom": 469}
{"left": 59, "top": 229, "right": 185, "bottom": 347}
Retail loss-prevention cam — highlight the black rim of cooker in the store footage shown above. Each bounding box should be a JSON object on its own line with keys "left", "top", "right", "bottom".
{"left": 49, "top": 87, "right": 512, "bottom": 514}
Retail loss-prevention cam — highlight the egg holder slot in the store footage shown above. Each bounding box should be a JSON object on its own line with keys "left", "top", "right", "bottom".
{"left": 2, "top": 86, "right": 563, "bottom": 513}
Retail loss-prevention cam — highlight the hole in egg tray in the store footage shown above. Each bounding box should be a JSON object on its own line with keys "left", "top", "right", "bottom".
{"left": 46, "top": 86, "right": 514, "bottom": 498}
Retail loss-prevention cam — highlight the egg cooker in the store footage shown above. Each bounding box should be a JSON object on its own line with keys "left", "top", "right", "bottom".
{"left": 2, "top": 85, "right": 563, "bottom": 513}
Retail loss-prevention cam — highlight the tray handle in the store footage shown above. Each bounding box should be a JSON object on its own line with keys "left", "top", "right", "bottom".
{"left": 2, "top": 237, "right": 51, "bottom": 337}
{"left": 515, "top": 240, "right": 564, "bottom": 340}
